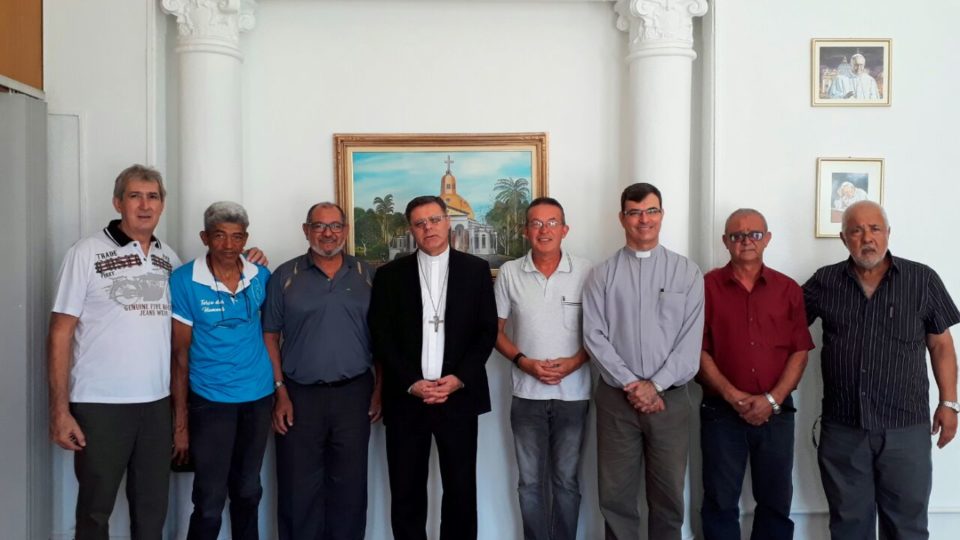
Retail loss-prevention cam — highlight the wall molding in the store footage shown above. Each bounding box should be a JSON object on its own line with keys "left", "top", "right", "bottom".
{"left": 0, "top": 74, "right": 45, "bottom": 100}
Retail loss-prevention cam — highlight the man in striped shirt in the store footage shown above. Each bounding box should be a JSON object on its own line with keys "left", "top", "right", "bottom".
{"left": 803, "top": 200, "right": 960, "bottom": 540}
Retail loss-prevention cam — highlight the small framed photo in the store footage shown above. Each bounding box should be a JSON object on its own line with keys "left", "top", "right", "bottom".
{"left": 815, "top": 157, "right": 884, "bottom": 237}
{"left": 811, "top": 38, "right": 891, "bottom": 106}
{"left": 334, "top": 132, "right": 549, "bottom": 273}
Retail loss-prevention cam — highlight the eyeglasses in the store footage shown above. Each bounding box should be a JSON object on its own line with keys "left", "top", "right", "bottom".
{"left": 212, "top": 280, "right": 252, "bottom": 329}
{"left": 306, "top": 221, "right": 344, "bottom": 233}
{"left": 726, "top": 230, "right": 766, "bottom": 243}
{"left": 412, "top": 215, "right": 448, "bottom": 230}
{"left": 623, "top": 208, "right": 663, "bottom": 218}
{"left": 527, "top": 219, "right": 562, "bottom": 229}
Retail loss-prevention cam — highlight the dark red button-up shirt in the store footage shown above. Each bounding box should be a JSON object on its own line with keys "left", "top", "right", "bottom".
{"left": 702, "top": 263, "right": 814, "bottom": 395}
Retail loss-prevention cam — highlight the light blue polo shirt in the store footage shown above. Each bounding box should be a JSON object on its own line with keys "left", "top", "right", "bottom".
{"left": 170, "top": 256, "right": 274, "bottom": 403}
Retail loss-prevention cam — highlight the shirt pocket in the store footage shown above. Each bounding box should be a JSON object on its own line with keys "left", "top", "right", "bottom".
{"left": 762, "top": 312, "right": 797, "bottom": 349}
{"left": 658, "top": 291, "right": 685, "bottom": 335}
{"left": 883, "top": 305, "right": 925, "bottom": 350}
{"left": 561, "top": 296, "right": 583, "bottom": 332}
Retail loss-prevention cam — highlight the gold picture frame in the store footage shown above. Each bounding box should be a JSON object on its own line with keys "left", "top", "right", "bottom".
{"left": 811, "top": 38, "right": 891, "bottom": 107}
{"left": 334, "top": 132, "right": 549, "bottom": 273}
{"left": 815, "top": 157, "right": 885, "bottom": 238}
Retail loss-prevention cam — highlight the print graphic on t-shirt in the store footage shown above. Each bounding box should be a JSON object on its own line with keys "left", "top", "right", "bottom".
{"left": 104, "top": 272, "right": 171, "bottom": 316}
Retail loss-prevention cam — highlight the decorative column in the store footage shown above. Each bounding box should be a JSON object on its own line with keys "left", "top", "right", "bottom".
{"left": 161, "top": 0, "right": 256, "bottom": 259}
{"left": 614, "top": 0, "right": 708, "bottom": 257}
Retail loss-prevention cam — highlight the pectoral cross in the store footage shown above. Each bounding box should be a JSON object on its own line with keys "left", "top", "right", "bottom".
{"left": 430, "top": 314, "right": 444, "bottom": 332}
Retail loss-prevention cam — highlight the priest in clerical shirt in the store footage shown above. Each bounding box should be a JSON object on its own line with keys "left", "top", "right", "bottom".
{"left": 583, "top": 182, "right": 705, "bottom": 540}
{"left": 368, "top": 195, "right": 498, "bottom": 540}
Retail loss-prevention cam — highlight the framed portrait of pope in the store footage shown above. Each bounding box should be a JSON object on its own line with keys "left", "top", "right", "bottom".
{"left": 812, "top": 38, "right": 891, "bottom": 107}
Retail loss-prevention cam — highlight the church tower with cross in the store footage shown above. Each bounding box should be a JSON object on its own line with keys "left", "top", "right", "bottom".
{"left": 439, "top": 155, "right": 477, "bottom": 219}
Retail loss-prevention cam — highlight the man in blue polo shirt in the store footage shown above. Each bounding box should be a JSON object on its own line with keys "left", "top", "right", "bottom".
{"left": 170, "top": 201, "right": 274, "bottom": 540}
{"left": 263, "top": 201, "right": 381, "bottom": 540}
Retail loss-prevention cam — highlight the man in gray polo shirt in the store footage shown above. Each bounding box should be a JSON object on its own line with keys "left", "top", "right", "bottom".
{"left": 494, "top": 197, "right": 592, "bottom": 540}
{"left": 262, "top": 202, "right": 381, "bottom": 540}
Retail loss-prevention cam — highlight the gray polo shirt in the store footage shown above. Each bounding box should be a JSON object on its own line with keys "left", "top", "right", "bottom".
{"left": 263, "top": 252, "right": 374, "bottom": 384}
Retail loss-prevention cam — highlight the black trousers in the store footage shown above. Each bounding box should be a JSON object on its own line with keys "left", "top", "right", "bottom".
{"left": 70, "top": 397, "right": 171, "bottom": 540}
{"left": 275, "top": 372, "right": 373, "bottom": 540}
{"left": 385, "top": 412, "right": 479, "bottom": 540}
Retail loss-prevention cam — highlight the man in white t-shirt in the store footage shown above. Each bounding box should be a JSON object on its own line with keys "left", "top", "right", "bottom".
{"left": 494, "top": 197, "right": 592, "bottom": 540}
{"left": 47, "top": 165, "right": 180, "bottom": 540}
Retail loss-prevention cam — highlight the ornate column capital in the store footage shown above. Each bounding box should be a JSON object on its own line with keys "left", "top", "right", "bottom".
{"left": 614, "top": 0, "right": 708, "bottom": 60}
{"left": 160, "top": 0, "right": 257, "bottom": 58}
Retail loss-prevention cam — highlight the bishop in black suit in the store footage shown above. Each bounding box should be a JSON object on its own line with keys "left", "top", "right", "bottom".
{"left": 368, "top": 195, "right": 497, "bottom": 540}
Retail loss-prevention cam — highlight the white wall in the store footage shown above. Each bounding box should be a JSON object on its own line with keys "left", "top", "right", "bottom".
{"left": 240, "top": 2, "right": 623, "bottom": 538}
{"left": 241, "top": 0, "right": 625, "bottom": 267}
{"left": 44, "top": 0, "right": 624, "bottom": 539}
{"left": 40, "top": 0, "right": 960, "bottom": 538}
{"left": 44, "top": 1, "right": 174, "bottom": 537}
{"left": 709, "top": 1, "right": 960, "bottom": 538}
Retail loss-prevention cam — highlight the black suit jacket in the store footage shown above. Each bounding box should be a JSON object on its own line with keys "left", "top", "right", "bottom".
{"left": 368, "top": 249, "right": 498, "bottom": 424}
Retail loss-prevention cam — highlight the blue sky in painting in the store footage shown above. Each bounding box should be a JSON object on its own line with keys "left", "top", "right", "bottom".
{"left": 352, "top": 150, "right": 532, "bottom": 221}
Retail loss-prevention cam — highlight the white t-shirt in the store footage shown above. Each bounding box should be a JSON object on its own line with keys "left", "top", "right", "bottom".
{"left": 52, "top": 222, "right": 181, "bottom": 403}
{"left": 494, "top": 251, "right": 592, "bottom": 401}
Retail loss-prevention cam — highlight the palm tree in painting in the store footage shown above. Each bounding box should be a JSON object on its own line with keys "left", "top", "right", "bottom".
{"left": 373, "top": 194, "right": 395, "bottom": 246}
{"left": 493, "top": 177, "right": 530, "bottom": 255}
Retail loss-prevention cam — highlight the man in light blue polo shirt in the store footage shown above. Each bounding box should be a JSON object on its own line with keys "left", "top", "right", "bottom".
{"left": 170, "top": 201, "right": 274, "bottom": 540}
{"left": 494, "top": 197, "right": 592, "bottom": 540}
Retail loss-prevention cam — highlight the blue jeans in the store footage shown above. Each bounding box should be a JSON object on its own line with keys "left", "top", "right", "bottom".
{"left": 700, "top": 396, "right": 795, "bottom": 540}
{"left": 187, "top": 392, "right": 273, "bottom": 540}
{"left": 511, "top": 397, "right": 589, "bottom": 540}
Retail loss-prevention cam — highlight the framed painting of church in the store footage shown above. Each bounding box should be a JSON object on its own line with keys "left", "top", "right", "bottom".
{"left": 811, "top": 38, "right": 891, "bottom": 106}
{"left": 815, "top": 157, "right": 884, "bottom": 238}
{"left": 334, "top": 132, "right": 549, "bottom": 273}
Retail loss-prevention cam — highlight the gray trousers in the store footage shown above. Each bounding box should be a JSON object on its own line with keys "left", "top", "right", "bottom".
{"left": 595, "top": 380, "right": 690, "bottom": 540}
{"left": 818, "top": 420, "right": 932, "bottom": 540}
{"left": 71, "top": 397, "right": 172, "bottom": 540}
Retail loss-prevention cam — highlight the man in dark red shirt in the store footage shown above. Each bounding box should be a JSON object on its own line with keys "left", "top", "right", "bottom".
{"left": 697, "top": 208, "right": 815, "bottom": 540}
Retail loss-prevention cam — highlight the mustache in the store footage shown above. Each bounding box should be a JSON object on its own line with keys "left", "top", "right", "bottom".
{"left": 311, "top": 244, "right": 344, "bottom": 257}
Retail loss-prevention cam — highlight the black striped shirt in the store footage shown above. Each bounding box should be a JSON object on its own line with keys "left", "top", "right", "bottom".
{"left": 803, "top": 254, "right": 960, "bottom": 429}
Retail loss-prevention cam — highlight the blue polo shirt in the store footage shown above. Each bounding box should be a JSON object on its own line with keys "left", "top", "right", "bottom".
{"left": 170, "top": 257, "right": 274, "bottom": 403}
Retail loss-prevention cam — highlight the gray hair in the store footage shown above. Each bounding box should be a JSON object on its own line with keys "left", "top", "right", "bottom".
{"left": 305, "top": 202, "right": 346, "bottom": 223}
{"left": 724, "top": 208, "right": 768, "bottom": 232}
{"left": 204, "top": 201, "right": 249, "bottom": 231}
{"left": 841, "top": 200, "right": 889, "bottom": 232}
{"left": 113, "top": 164, "right": 166, "bottom": 201}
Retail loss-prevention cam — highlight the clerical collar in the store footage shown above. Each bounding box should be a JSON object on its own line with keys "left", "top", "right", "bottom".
{"left": 626, "top": 246, "right": 655, "bottom": 259}
{"left": 417, "top": 246, "right": 450, "bottom": 263}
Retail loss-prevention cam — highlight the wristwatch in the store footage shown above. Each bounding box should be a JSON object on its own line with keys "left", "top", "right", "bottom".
{"left": 274, "top": 380, "right": 285, "bottom": 391}
{"left": 650, "top": 380, "right": 665, "bottom": 396}
{"left": 940, "top": 400, "right": 960, "bottom": 413}
{"left": 764, "top": 393, "right": 782, "bottom": 415}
